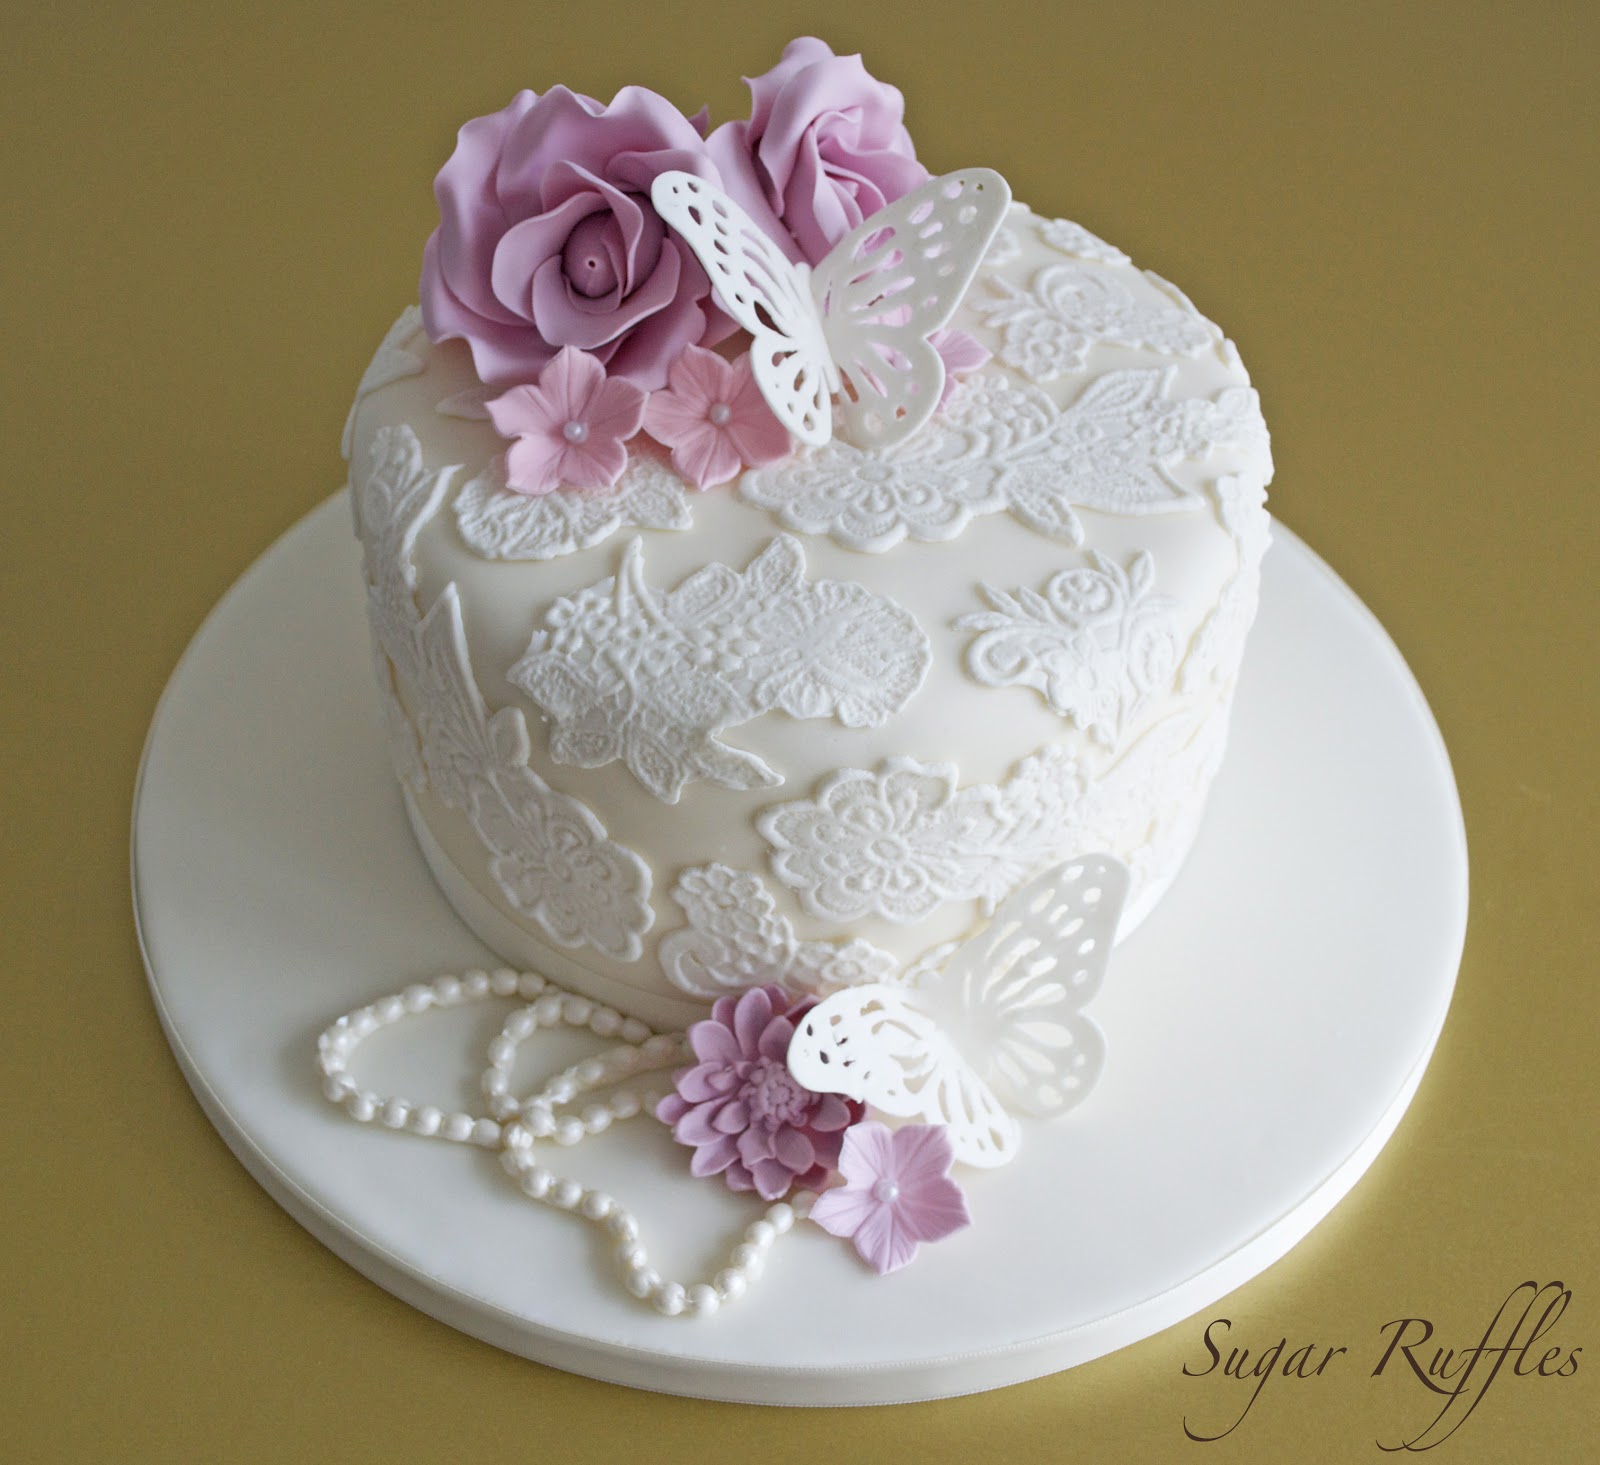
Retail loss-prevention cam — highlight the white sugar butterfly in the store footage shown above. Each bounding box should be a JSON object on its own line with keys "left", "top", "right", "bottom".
{"left": 785, "top": 855, "right": 1129, "bottom": 1168}
{"left": 651, "top": 167, "right": 1011, "bottom": 452}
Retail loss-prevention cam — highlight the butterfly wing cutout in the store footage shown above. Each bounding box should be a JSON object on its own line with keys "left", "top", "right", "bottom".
{"left": 812, "top": 168, "right": 1011, "bottom": 451}
{"left": 651, "top": 171, "right": 836, "bottom": 446}
{"left": 786, "top": 854, "right": 1128, "bottom": 1168}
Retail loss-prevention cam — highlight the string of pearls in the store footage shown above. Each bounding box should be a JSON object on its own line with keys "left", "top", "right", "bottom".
{"left": 316, "top": 967, "right": 813, "bottom": 1318}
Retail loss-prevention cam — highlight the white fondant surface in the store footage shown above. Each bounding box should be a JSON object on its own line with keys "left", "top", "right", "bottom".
{"left": 133, "top": 496, "right": 1466, "bottom": 1405}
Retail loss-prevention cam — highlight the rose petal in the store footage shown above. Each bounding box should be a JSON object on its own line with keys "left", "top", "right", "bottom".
{"left": 750, "top": 1157, "right": 796, "bottom": 1201}
{"left": 689, "top": 1133, "right": 739, "bottom": 1177}
{"left": 851, "top": 1198, "right": 920, "bottom": 1275}
{"left": 808, "top": 1181, "right": 880, "bottom": 1240}
{"left": 833, "top": 1120, "right": 898, "bottom": 1190}
{"left": 711, "top": 1099, "right": 750, "bottom": 1134}
{"left": 733, "top": 986, "right": 776, "bottom": 1056}
{"left": 772, "top": 1125, "right": 815, "bottom": 1174}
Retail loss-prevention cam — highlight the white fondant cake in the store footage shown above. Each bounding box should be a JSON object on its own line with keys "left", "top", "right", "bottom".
{"left": 345, "top": 202, "right": 1271, "bottom": 1029}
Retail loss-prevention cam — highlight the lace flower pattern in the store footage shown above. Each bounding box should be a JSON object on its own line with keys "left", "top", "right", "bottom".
{"left": 1034, "top": 216, "right": 1130, "bottom": 267}
{"left": 742, "top": 367, "right": 1264, "bottom": 551}
{"left": 656, "top": 985, "right": 861, "bottom": 1200}
{"left": 454, "top": 449, "right": 692, "bottom": 561}
{"left": 758, "top": 711, "right": 1234, "bottom": 927}
{"left": 508, "top": 534, "right": 932, "bottom": 802}
{"left": 957, "top": 551, "right": 1182, "bottom": 748}
{"left": 975, "top": 263, "right": 1217, "bottom": 381}
{"left": 357, "top": 425, "right": 654, "bottom": 961}
{"left": 660, "top": 864, "right": 899, "bottom": 1000}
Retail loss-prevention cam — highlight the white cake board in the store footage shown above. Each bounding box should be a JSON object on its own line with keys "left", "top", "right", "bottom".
{"left": 132, "top": 496, "right": 1466, "bottom": 1406}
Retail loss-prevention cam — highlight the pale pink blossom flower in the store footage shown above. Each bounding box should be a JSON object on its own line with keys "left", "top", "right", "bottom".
{"left": 809, "top": 1121, "right": 971, "bottom": 1275}
{"left": 641, "top": 346, "right": 792, "bottom": 488}
{"left": 656, "top": 984, "right": 860, "bottom": 1200}
{"left": 486, "top": 346, "right": 647, "bottom": 495}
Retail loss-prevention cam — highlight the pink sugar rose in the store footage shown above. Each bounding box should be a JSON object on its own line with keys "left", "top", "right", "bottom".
{"left": 641, "top": 346, "right": 792, "bottom": 488}
{"left": 421, "top": 85, "right": 776, "bottom": 391}
{"left": 809, "top": 1121, "right": 971, "bottom": 1275}
{"left": 656, "top": 984, "right": 861, "bottom": 1201}
{"left": 718, "top": 36, "right": 930, "bottom": 265}
{"left": 485, "top": 347, "right": 647, "bottom": 495}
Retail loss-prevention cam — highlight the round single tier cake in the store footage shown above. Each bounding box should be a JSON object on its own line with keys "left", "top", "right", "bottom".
{"left": 344, "top": 60, "right": 1272, "bottom": 1032}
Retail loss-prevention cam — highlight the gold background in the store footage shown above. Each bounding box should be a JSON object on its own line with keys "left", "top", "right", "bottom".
{"left": 3, "top": 1, "right": 1595, "bottom": 1459}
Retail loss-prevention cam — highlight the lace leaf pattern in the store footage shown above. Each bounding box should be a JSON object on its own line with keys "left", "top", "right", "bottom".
{"left": 957, "top": 552, "right": 1182, "bottom": 747}
{"left": 760, "top": 710, "right": 1225, "bottom": 927}
{"left": 509, "top": 535, "right": 932, "bottom": 803}
{"left": 455, "top": 451, "right": 692, "bottom": 561}
{"left": 342, "top": 307, "right": 426, "bottom": 460}
{"left": 659, "top": 864, "right": 900, "bottom": 1000}
{"left": 1034, "top": 216, "right": 1131, "bottom": 267}
{"left": 742, "top": 368, "right": 1256, "bottom": 551}
{"left": 355, "top": 426, "right": 456, "bottom": 680}
{"left": 355, "top": 426, "right": 653, "bottom": 961}
{"left": 974, "top": 264, "right": 1217, "bottom": 381}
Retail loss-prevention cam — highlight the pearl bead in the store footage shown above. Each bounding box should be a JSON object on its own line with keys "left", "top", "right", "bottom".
{"left": 402, "top": 983, "right": 433, "bottom": 1013}
{"left": 552, "top": 1178, "right": 583, "bottom": 1210}
{"left": 589, "top": 1007, "right": 622, "bottom": 1037}
{"left": 655, "top": 1283, "right": 686, "bottom": 1316}
{"left": 619, "top": 1018, "right": 652, "bottom": 1045}
{"left": 607, "top": 1211, "right": 639, "bottom": 1243}
{"left": 625, "top": 1266, "right": 657, "bottom": 1299}
{"left": 517, "top": 973, "right": 546, "bottom": 999}
{"left": 580, "top": 1104, "right": 611, "bottom": 1134}
{"left": 380, "top": 1099, "right": 409, "bottom": 1129}
{"left": 555, "top": 1118, "right": 585, "bottom": 1147}
{"left": 745, "top": 1219, "right": 776, "bottom": 1250}
{"left": 487, "top": 1037, "right": 515, "bottom": 1068}
{"left": 688, "top": 1284, "right": 720, "bottom": 1316}
{"left": 609, "top": 1090, "right": 641, "bottom": 1120}
{"left": 872, "top": 1179, "right": 901, "bottom": 1204}
{"left": 730, "top": 1243, "right": 763, "bottom": 1274}
{"left": 375, "top": 996, "right": 404, "bottom": 1023}
{"left": 470, "top": 1118, "right": 501, "bottom": 1147}
{"left": 431, "top": 975, "right": 461, "bottom": 1004}
{"left": 533, "top": 995, "right": 564, "bottom": 1026}
{"left": 412, "top": 1106, "right": 442, "bottom": 1136}
{"left": 580, "top": 1190, "right": 612, "bottom": 1221}
{"left": 714, "top": 1268, "right": 747, "bottom": 1301}
{"left": 520, "top": 1166, "right": 553, "bottom": 1199}
{"left": 617, "top": 1242, "right": 647, "bottom": 1271}
{"left": 321, "top": 1075, "right": 351, "bottom": 1103}
{"left": 505, "top": 1009, "right": 536, "bottom": 1040}
{"left": 708, "top": 402, "right": 733, "bottom": 426}
{"left": 347, "top": 1093, "right": 376, "bottom": 1123}
{"left": 562, "top": 420, "right": 589, "bottom": 444}
{"left": 575, "top": 1058, "right": 607, "bottom": 1086}
{"left": 561, "top": 995, "right": 593, "bottom": 1025}
{"left": 462, "top": 969, "right": 490, "bottom": 997}
{"left": 766, "top": 1203, "right": 795, "bottom": 1234}
{"left": 442, "top": 1112, "right": 473, "bottom": 1143}
{"left": 490, "top": 968, "right": 520, "bottom": 996}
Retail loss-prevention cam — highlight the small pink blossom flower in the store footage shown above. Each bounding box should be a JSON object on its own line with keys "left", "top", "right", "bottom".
{"left": 930, "top": 328, "right": 991, "bottom": 408}
{"left": 656, "top": 984, "right": 860, "bottom": 1200}
{"left": 641, "top": 346, "right": 792, "bottom": 488}
{"left": 486, "top": 346, "right": 647, "bottom": 495}
{"left": 809, "top": 1121, "right": 971, "bottom": 1275}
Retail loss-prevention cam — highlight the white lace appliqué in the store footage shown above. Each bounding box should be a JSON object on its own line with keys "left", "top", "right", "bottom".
{"left": 1034, "top": 217, "right": 1131, "bottom": 267}
{"left": 659, "top": 865, "right": 900, "bottom": 1000}
{"left": 508, "top": 535, "right": 932, "bottom": 803}
{"left": 455, "top": 451, "right": 693, "bottom": 561}
{"left": 358, "top": 426, "right": 654, "bottom": 961}
{"left": 741, "top": 368, "right": 1258, "bottom": 551}
{"left": 342, "top": 307, "right": 426, "bottom": 461}
{"left": 759, "top": 702, "right": 1227, "bottom": 928}
{"left": 975, "top": 264, "right": 1217, "bottom": 381}
{"left": 957, "top": 551, "right": 1182, "bottom": 747}
{"left": 786, "top": 855, "right": 1129, "bottom": 1167}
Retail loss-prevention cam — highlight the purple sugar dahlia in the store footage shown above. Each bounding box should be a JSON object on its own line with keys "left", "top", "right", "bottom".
{"left": 656, "top": 984, "right": 860, "bottom": 1200}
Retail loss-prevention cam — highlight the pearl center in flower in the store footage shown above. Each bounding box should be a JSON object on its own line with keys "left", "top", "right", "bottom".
{"left": 872, "top": 1179, "right": 901, "bottom": 1204}
{"left": 708, "top": 402, "right": 733, "bottom": 426}
{"left": 562, "top": 420, "right": 589, "bottom": 444}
